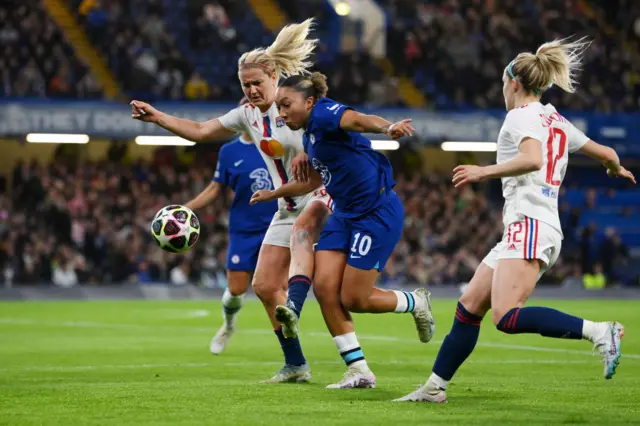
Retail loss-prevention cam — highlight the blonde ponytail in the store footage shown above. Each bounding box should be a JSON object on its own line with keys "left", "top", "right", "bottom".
{"left": 238, "top": 18, "right": 318, "bottom": 79}
{"left": 508, "top": 36, "right": 591, "bottom": 94}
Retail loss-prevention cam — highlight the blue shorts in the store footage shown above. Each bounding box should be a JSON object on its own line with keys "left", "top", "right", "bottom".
{"left": 226, "top": 231, "right": 267, "bottom": 271}
{"left": 316, "top": 191, "right": 404, "bottom": 271}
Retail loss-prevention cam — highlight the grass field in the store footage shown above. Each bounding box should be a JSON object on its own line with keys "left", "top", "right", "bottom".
{"left": 1, "top": 298, "right": 639, "bottom": 425}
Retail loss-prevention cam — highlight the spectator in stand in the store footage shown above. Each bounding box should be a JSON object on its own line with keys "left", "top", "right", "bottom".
{"left": 378, "top": 0, "right": 639, "bottom": 111}
{"left": 184, "top": 72, "right": 210, "bottom": 100}
{"left": 0, "top": 3, "right": 100, "bottom": 99}
{"left": 583, "top": 263, "right": 606, "bottom": 290}
{"left": 599, "top": 227, "right": 630, "bottom": 282}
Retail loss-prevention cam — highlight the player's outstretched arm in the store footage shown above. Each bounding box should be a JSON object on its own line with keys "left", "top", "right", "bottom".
{"left": 185, "top": 181, "right": 223, "bottom": 211}
{"left": 453, "top": 138, "right": 543, "bottom": 187}
{"left": 250, "top": 170, "right": 322, "bottom": 205}
{"left": 578, "top": 140, "right": 636, "bottom": 184}
{"left": 338, "top": 110, "right": 414, "bottom": 139}
{"left": 131, "top": 100, "right": 236, "bottom": 143}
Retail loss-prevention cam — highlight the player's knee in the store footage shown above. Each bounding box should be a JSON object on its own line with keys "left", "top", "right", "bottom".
{"left": 290, "top": 224, "right": 314, "bottom": 248}
{"left": 252, "top": 279, "right": 276, "bottom": 302}
{"left": 492, "top": 307, "right": 510, "bottom": 328}
{"left": 312, "top": 282, "right": 336, "bottom": 306}
{"left": 340, "top": 289, "right": 367, "bottom": 313}
{"left": 458, "top": 294, "right": 490, "bottom": 319}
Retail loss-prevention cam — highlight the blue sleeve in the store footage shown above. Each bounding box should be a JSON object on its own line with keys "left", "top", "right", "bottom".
{"left": 213, "top": 145, "right": 230, "bottom": 186}
{"left": 313, "top": 99, "right": 352, "bottom": 134}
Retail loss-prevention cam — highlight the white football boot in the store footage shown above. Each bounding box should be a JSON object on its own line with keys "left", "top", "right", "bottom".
{"left": 260, "top": 363, "right": 312, "bottom": 384}
{"left": 411, "top": 288, "right": 436, "bottom": 343}
{"left": 592, "top": 321, "right": 624, "bottom": 379}
{"left": 326, "top": 366, "right": 376, "bottom": 389}
{"left": 209, "top": 325, "right": 234, "bottom": 355}
{"left": 393, "top": 383, "right": 448, "bottom": 403}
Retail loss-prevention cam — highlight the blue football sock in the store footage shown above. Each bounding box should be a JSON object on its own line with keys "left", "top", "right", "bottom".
{"left": 432, "top": 302, "right": 483, "bottom": 381}
{"left": 275, "top": 327, "right": 306, "bottom": 366}
{"left": 286, "top": 275, "right": 311, "bottom": 317}
{"left": 340, "top": 347, "right": 365, "bottom": 367}
{"left": 496, "top": 306, "right": 583, "bottom": 339}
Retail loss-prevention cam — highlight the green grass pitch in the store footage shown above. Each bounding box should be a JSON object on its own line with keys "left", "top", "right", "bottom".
{"left": 1, "top": 298, "right": 639, "bottom": 425}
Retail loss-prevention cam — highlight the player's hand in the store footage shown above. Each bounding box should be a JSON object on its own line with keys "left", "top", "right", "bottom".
{"left": 607, "top": 166, "right": 636, "bottom": 184}
{"left": 292, "top": 152, "right": 310, "bottom": 183}
{"left": 386, "top": 119, "right": 414, "bottom": 139}
{"left": 130, "top": 100, "right": 161, "bottom": 123}
{"left": 250, "top": 190, "right": 275, "bottom": 205}
{"left": 452, "top": 165, "right": 487, "bottom": 188}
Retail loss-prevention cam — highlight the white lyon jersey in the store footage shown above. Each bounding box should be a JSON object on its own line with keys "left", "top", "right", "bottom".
{"left": 218, "top": 103, "right": 323, "bottom": 213}
{"left": 497, "top": 102, "right": 589, "bottom": 237}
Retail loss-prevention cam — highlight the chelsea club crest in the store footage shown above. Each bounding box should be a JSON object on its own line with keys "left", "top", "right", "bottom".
{"left": 312, "top": 158, "right": 331, "bottom": 186}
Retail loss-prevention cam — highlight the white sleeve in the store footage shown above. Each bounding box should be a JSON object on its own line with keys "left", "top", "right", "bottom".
{"left": 218, "top": 107, "right": 248, "bottom": 133}
{"left": 503, "top": 110, "right": 547, "bottom": 147}
{"left": 566, "top": 121, "right": 590, "bottom": 153}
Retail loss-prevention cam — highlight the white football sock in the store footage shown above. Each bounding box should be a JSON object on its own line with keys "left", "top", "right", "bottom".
{"left": 222, "top": 289, "right": 244, "bottom": 327}
{"left": 334, "top": 332, "right": 369, "bottom": 371}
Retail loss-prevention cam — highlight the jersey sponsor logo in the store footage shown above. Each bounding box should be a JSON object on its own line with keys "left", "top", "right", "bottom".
{"left": 312, "top": 158, "right": 331, "bottom": 186}
{"left": 275, "top": 116, "right": 285, "bottom": 128}
{"left": 542, "top": 188, "right": 558, "bottom": 198}
{"left": 541, "top": 187, "right": 558, "bottom": 198}
{"left": 249, "top": 168, "right": 272, "bottom": 192}
{"left": 260, "top": 139, "right": 285, "bottom": 158}
{"left": 309, "top": 134, "right": 316, "bottom": 144}
{"left": 234, "top": 159, "right": 244, "bottom": 167}
{"left": 252, "top": 120, "right": 259, "bottom": 128}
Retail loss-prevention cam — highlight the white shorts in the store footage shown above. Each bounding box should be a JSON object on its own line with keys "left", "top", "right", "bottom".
{"left": 482, "top": 216, "right": 562, "bottom": 280}
{"left": 262, "top": 188, "right": 333, "bottom": 248}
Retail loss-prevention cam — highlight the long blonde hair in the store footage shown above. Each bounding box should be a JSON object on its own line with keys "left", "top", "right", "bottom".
{"left": 507, "top": 36, "right": 591, "bottom": 94}
{"left": 238, "top": 18, "right": 317, "bottom": 79}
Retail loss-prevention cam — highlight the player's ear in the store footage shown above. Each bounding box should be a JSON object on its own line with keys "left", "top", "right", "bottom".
{"left": 512, "top": 78, "right": 520, "bottom": 92}
{"left": 305, "top": 96, "right": 315, "bottom": 110}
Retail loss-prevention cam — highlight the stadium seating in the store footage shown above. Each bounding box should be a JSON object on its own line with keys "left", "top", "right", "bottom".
{"left": 376, "top": 0, "right": 640, "bottom": 111}
{"left": 0, "top": 2, "right": 101, "bottom": 99}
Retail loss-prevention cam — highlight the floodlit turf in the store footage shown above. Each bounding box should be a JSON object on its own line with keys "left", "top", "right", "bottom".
{"left": 1, "top": 298, "right": 639, "bottom": 425}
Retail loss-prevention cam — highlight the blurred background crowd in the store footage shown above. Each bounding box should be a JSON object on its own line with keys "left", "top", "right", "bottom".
{"left": 0, "top": 0, "right": 639, "bottom": 288}
{"left": 1, "top": 151, "right": 637, "bottom": 288}
{"left": 2, "top": 0, "right": 639, "bottom": 108}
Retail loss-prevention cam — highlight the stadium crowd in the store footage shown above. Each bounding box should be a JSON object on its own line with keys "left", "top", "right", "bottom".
{"left": 1, "top": 151, "right": 632, "bottom": 288}
{"left": 0, "top": 2, "right": 101, "bottom": 99}
{"left": 382, "top": 0, "right": 640, "bottom": 111}
{"left": 3, "top": 0, "right": 638, "bottom": 108}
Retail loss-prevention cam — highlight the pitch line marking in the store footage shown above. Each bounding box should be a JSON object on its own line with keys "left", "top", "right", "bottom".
{"left": 1, "top": 318, "right": 637, "bottom": 359}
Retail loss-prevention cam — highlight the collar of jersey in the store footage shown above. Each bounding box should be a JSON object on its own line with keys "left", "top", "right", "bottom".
{"left": 238, "top": 136, "right": 253, "bottom": 145}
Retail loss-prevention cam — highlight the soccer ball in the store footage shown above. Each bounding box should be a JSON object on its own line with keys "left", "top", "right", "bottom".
{"left": 150, "top": 205, "right": 200, "bottom": 253}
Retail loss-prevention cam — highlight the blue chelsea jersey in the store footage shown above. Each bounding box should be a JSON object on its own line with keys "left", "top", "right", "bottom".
{"left": 302, "top": 98, "right": 396, "bottom": 219}
{"left": 214, "top": 137, "right": 278, "bottom": 233}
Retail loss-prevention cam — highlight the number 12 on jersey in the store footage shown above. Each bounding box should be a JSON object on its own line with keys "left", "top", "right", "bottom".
{"left": 546, "top": 127, "right": 567, "bottom": 186}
